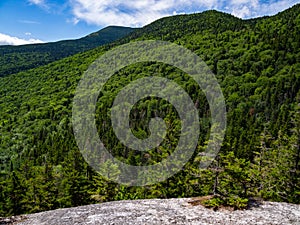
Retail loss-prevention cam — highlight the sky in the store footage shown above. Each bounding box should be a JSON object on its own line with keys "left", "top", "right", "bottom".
{"left": 0, "top": 0, "right": 299, "bottom": 45}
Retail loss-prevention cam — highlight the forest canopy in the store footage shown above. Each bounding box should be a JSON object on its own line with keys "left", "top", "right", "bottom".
{"left": 0, "top": 4, "right": 299, "bottom": 216}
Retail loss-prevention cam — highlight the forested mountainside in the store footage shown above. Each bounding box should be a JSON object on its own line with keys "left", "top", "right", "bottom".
{"left": 0, "top": 4, "right": 299, "bottom": 217}
{"left": 0, "top": 26, "right": 135, "bottom": 77}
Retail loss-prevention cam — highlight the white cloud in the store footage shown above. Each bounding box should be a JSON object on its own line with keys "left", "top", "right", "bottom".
{"left": 231, "top": 5, "right": 252, "bottom": 18}
{"left": 68, "top": 0, "right": 299, "bottom": 27}
{"left": 69, "top": 0, "right": 221, "bottom": 27}
{"left": 67, "top": 17, "right": 80, "bottom": 25}
{"left": 0, "top": 33, "right": 44, "bottom": 46}
{"left": 228, "top": 0, "right": 299, "bottom": 18}
{"left": 256, "top": 0, "right": 300, "bottom": 17}
{"left": 18, "top": 20, "right": 40, "bottom": 24}
{"left": 230, "top": 0, "right": 259, "bottom": 7}
{"left": 28, "top": 0, "right": 45, "bottom": 5}
{"left": 28, "top": 0, "right": 50, "bottom": 10}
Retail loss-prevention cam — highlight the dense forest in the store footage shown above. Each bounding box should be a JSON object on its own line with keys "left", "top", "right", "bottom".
{"left": 0, "top": 26, "right": 135, "bottom": 77}
{"left": 0, "top": 4, "right": 299, "bottom": 216}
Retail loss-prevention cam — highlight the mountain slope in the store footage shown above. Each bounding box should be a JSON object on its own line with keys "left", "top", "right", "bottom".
{"left": 0, "top": 4, "right": 299, "bottom": 217}
{"left": 0, "top": 26, "right": 135, "bottom": 77}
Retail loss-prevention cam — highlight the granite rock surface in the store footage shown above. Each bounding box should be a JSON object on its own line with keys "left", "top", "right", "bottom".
{"left": 1, "top": 198, "right": 300, "bottom": 225}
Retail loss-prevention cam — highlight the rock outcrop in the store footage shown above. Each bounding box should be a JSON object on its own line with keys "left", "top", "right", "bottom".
{"left": 2, "top": 198, "right": 300, "bottom": 225}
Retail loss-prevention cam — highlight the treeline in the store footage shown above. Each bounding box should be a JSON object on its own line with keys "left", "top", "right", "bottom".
{"left": 0, "top": 4, "right": 299, "bottom": 216}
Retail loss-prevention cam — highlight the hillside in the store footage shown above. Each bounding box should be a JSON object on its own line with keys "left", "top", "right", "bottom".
{"left": 0, "top": 4, "right": 299, "bottom": 217}
{"left": 0, "top": 26, "right": 135, "bottom": 77}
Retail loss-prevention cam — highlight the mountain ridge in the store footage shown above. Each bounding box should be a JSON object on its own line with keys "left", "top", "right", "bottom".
{"left": 0, "top": 4, "right": 299, "bottom": 217}
{"left": 0, "top": 26, "right": 136, "bottom": 77}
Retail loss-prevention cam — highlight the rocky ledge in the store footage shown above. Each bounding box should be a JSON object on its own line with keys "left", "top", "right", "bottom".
{"left": 1, "top": 198, "right": 299, "bottom": 225}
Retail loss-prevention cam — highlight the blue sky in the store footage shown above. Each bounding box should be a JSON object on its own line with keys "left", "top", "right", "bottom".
{"left": 0, "top": 0, "right": 299, "bottom": 45}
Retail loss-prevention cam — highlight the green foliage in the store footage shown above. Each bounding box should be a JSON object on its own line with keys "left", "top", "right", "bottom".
{"left": 0, "top": 4, "right": 300, "bottom": 217}
{"left": 225, "top": 196, "right": 249, "bottom": 210}
{"left": 0, "top": 26, "right": 135, "bottom": 77}
{"left": 202, "top": 196, "right": 224, "bottom": 209}
{"left": 203, "top": 195, "right": 249, "bottom": 210}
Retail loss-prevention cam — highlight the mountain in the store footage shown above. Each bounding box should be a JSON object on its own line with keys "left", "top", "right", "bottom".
{"left": 0, "top": 4, "right": 299, "bottom": 217}
{"left": 0, "top": 26, "right": 136, "bottom": 77}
